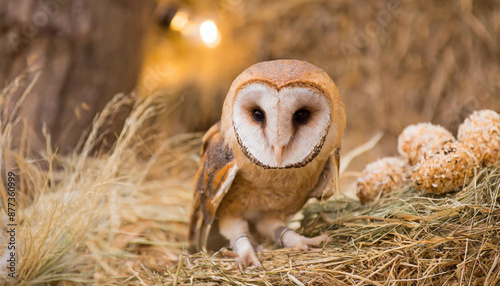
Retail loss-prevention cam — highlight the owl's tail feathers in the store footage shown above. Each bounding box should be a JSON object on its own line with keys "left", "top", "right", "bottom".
{"left": 188, "top": 192, "right": 203, "bottom": 254}
{"left": 188, "top": 195, "right": 215, "bottom": 253}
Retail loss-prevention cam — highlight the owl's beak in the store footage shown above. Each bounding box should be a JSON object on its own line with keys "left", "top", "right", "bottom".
{"left": 274, "top": 145, "right": 283, "bottom": 166}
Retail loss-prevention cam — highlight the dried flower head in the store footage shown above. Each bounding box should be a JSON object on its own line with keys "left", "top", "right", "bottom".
{"left": 357, "top": 157, "right": 410, "bottom": 204}
{"left": 458, "top": 109, "right": 500, "bottom": 166}
{"left": 398, "top": 123, "right": 456, "bottom": 165}
{"left": 412, "top": 142, "right": 478, "bottom": 194}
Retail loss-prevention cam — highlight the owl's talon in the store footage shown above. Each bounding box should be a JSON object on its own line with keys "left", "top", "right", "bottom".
{"left": 232, "top": 234, "right": 262, "bottom": 268}
{"left": 236, "top": 245, "right": 262, "bottom": 268}
{"left": 306, "top": 233, "right": 331, "bottom": 246}
{"left": 278, "top": 228, "right": 330, "bottom": 251}
{"left": 237, "top": 250, "right": 262, "bottom": 269}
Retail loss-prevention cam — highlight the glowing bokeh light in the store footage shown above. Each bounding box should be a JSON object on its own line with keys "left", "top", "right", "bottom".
{"left": 170, "top": 11, "right": 189, "bottom": 31}
{"left": 199, "top": 20, "right": 220, "bottom": 48}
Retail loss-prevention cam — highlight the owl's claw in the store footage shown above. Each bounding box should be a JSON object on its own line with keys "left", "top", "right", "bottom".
{"left": 232, "top": 234, "right": 262, "bottom": 268}
{"left": 292, "top": 233, "right": 331, "bottom": 251}
{"left": 237, "top": 248, "right": 262, "bottom": 269}
{"left": 276, "top": 227, "right": 330, "bottom": 251}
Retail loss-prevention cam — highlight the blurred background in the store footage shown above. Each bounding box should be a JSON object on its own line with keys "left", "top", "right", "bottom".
{"left": 1, "top": 0, "right": 500, "bottom": 278}
{"left": 1, "top": 0, "right": 500, "bottom": 172}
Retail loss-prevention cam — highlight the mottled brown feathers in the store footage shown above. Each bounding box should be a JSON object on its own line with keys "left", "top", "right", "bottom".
{"left": 189, "top": 122, "right": 238, "bottom": 251}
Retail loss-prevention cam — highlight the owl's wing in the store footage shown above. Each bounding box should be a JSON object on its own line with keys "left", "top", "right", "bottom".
{"left": 189, "top": 122, "right": 239, "bottom": 253}
{"left": 308, "top": 147, "right": 341, "bottom": 200}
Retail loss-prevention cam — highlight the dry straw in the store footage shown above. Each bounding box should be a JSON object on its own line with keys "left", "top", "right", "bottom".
{"left": 0, "top": 76, "right": 198, "bottom": 285}
{"left": 1, "top": 78, "right": 499, "bottom": 285}
{"left": 162, "top": 166, "right": 500, "bottom": 285}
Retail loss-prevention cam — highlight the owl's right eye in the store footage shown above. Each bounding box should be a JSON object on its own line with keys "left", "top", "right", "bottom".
{"left": 252, "top": 108, "right": 265, "bottom": 123}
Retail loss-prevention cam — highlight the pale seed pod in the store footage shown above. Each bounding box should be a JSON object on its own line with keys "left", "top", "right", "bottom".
{"left": 357, "top": 157, "right": 410, "bottom": 204}
{"left": 398, "top": 123, "right": 456, "bottom": 165}
{"left": 458, "top": 109, "right": 500, "bottom": 166}
{"left": 412, "top": 142, "right": 479, "bottom": 194}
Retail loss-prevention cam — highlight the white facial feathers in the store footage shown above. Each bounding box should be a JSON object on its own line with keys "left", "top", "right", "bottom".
{"left": 232, "top": 83, "right": 331, "bottom": 168}
{"left": 278, "top": 87, "right": 331, "bottom": 165}
{"left": 233, "top": 84, "right": 278, "bottom": 167}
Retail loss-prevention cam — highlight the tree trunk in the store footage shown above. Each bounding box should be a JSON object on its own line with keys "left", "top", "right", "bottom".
{"left": 0, "top": 0, "right": 155, "bottom": 153}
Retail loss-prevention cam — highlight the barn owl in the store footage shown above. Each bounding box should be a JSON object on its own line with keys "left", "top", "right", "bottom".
{"left": 189, "top": 60, "right": 346, "bottom": 267}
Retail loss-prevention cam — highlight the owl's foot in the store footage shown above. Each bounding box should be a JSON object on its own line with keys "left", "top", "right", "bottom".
{"left": 275, "top": 227, "right": 330, "bottom": 251}
{"left": 231, "top": 234, "right": 262, "bottom": 268}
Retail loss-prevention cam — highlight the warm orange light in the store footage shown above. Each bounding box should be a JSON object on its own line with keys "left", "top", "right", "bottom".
{"left": 170, "top": 11, "right": 189, "bottom": 31}
{"left": 199, "top": 20, "right": 220, "bottom": 48}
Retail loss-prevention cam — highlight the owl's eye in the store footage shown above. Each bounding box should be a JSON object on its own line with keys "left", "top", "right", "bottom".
{"left": 293, "top": 109, "right": 310, "bottom": 125}
{"left": 252, "top": 108, "right": 265, "bottom": 123}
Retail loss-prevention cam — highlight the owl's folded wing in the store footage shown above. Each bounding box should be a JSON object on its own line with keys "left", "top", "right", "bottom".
{"left": 308, "top": 147, "right": 341, "bottom": 200}
{"left": 189, "top": 122, "right": 239, "bottom": 253}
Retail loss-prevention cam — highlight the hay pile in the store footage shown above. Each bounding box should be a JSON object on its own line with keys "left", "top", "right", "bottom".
{"left": 158, "top": 168, "right": 500, "bottom": 285}
{"left": 0, "top": 78, "right": 198, "bottom": 285}
{"left": 1, "top": 79, "right": 500, "bottom": 285}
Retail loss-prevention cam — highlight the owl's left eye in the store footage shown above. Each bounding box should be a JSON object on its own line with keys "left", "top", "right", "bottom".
{"left": 293, "top": 109, "right": 310, "bottom": 125}
{"left": 252, "top": 108, "right": 266, "bottom": 123}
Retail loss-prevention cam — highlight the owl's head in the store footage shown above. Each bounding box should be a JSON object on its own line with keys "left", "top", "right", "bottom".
{"left": 222, "top": 60, "right": 345, "bottom": 169}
